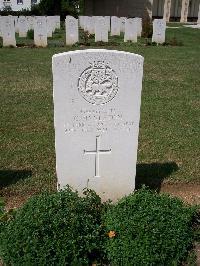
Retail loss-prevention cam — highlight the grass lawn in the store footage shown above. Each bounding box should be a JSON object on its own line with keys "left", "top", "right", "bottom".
{"left": 0, "top": 24, "right": 200, "bottom": 207}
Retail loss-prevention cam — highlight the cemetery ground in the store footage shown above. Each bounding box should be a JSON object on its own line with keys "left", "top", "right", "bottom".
{"left": 0, "top": 24, "right": 200, "bottom": 208}
{"left": 0, "top": 23, "right": 200, "bottom": 264}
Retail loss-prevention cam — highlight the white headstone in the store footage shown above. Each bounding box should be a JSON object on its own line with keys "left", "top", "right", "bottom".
{"left": 83, "top": 16, "right": 89, "bottom": 32}
{"left": 111, "top": 16, "right": 120, "bottom": 36}
{"left": 47, "top": 16, "right": 55, "bottom": 38}
{"left": 34, "top": 16, "right": 47, "bottom": 47}
{"left": 1, "top": 16, "right": 16, "bottom": 47}
{"left": 65, "top": 16, "right": 79, "bottom": 45}
{"left": 26, "top": 16, "right": 34, "bottom": 30}
{"left": 104, "top": 16, "right": 110, "bottom": 32}
{"left": 135, "top": 17, "right": 142, "bottom": 37}
{"left": 51, "top": 16, "right": 57, "bottom": 32}
{"left": 120, "top": 17, "right": 126, "bottom": 33}
{"left": 12, "top": 16, "right": 18, "bottom": 32}
{"left": 79, "top": 16, "right": 85, "bottom": 28}
{"left": 18, "top": 16, "right": 28, "bottom": 37}
{"left": 152, "top": 19, "right": 166, "bottom": 44}
{"left": 87, "top": 17, "right": 95, "bottom": 34}
{"left": 95, "top": 17, "right": 108, "bottom": 42}
{"left": 52, "top": 49, "right": 144, "bottom": 201}
{"left": 124, "top": 18, "right": 138, "bottom": 43}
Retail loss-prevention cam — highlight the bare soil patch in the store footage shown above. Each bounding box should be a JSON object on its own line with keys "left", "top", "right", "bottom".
{"left": 3, "top": 182, "right": 200, "bottom": 210}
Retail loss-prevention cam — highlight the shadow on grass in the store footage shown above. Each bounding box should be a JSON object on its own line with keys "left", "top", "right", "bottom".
{"left": 136, "top": 162, "right": 179, "bottom": 192}
{"left": 0, "top": 170, "right": 32, "bottom": 189}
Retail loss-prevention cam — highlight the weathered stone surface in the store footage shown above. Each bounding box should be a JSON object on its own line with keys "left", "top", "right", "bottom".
{"left": 111, "top": 16, "right": 120, "bottom": 36}
{"left": 95, "top": 17, "right": 108, "bottom": 42}
{"left": 65, "top": 16, "right": 79, "bottom": 45}
{"left": 52, "top": 49, "right": 144, "bottom": 201}
{"left": 1, "top": 16, "right": 16, "bottom": 47}
{"left": 135, "top": 17, "right": 142, "bottom": 37}
{"left": 104, "top": 16, "right": 111, "bottom": 32}
{"left": 87, "top": 16, "right": 95, "bottom": 34}
{"left": 152, "top": 19, "right": 166, "bottom": 44}
{"left": 26, "top": 16, "right": 34, "bottom": 30}
{"left": 34, "top": 16, "right": 47, "bottom": 47}
{"left": 47, "top": 16, "right": 55, "bottom": 38}
{"left": 79, "top": 16, "right": 85, "bottom": 28}
{"left": 120, "top": 17, "right": 126, "bottom": 33}
{"left": 124, "top": 18, "right": 138, "bottom": 42}
{"left": 18, "top": 16, "right": 28, "bottom": 37}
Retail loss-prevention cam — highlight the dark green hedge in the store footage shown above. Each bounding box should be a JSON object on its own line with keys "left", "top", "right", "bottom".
{"left": 104, "top": 188, "right": 197, "bottom": 266}
{"left": 0, "top": 187, "right": 198, "bottom": 265}
{"left": 0, "top": 187, "right": 105, "bottom": 265}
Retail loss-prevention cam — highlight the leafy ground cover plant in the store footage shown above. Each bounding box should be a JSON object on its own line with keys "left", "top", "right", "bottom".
{"left": 0, "top": 187, "right": 198, "bottom": 265}
{"left": 104, "top": 188, "right": 197, "bottom": 266}
{"left": 0, "top": 186, "right": 105, "bottom": 266}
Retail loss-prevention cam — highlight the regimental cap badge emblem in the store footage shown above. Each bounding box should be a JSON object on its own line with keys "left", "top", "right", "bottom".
{"left": 78, "top": 61, "right": 119, "bottom": 105}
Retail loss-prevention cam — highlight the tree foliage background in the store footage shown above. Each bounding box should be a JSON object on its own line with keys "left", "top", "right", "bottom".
{"left": 0, "top": 0, "right": 84, "bottom": 18}
{"left": 31, "top": 0, "right": 84, "bottom": 18}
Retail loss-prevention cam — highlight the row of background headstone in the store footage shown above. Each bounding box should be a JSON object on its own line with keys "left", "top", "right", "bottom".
{"left": 79, "top": 16, "right": 166, "bottom": 44}
{"left": 66, "top": 16, "right": 143, "bottom": 44}
{"left": 0, "top": 15, "right": 60, "bottom": 47}
{"left": 0, "top": 15, "right": 169, "bottom": 47}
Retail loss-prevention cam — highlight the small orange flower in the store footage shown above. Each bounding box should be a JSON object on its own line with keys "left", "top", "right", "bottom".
{"left": 108, "top": 230, "right": 116, "bottom": 238}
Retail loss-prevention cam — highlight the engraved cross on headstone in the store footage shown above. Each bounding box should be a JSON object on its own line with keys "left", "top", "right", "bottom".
{"left": 84, "top": 136, "right": 111, "bottom": 178}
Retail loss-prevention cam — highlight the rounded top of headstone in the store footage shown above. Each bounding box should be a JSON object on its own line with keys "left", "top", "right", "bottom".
{"left": 52, "top": 49, "right": 144, "bottom": 61}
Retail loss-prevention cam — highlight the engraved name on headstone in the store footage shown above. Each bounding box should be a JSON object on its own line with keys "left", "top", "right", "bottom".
{"left": 53, "top": 49, "right": 144, "bottom": 201}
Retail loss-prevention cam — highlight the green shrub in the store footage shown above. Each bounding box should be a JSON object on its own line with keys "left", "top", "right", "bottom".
{"left": 0, "top": 187, "right": 104, "bottom": 266}
{"left": 0, "top": 187, "right": 198, "bottom": 265}
{"left": 104, "top": 188, "right": 196, "bottom": 266}
{"left": 27, "top": 29, "right": 34, "bottom": 40}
